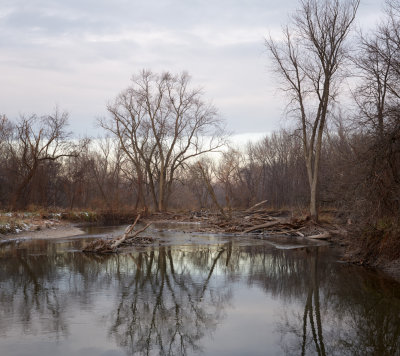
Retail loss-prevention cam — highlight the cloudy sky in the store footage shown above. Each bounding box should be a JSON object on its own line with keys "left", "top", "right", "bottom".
{"left": 0, "top": 0, "right": 383, "bottom": 137}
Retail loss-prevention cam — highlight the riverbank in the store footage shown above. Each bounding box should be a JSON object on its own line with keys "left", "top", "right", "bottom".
{"left": 144, "top": 210, "right": 400, "bottom": 282}
{"left": 2, "top": 208, "right": 399, "bottom": 281}
{"left": 14, "top": 224, "right": 85, "bottom": 240}
{"left": 0, "top": 220, "right": 85, "bottom": 241}
{"left": 0, "top": 208, "right": 140, "bottom": 239}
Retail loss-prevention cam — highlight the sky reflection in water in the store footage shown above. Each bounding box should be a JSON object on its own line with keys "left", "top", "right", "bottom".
{"left": 0, "top": 232, "right": 399, "bottom": 356}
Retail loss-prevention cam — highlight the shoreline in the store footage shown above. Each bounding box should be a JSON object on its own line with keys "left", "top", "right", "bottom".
{"left": 1, "top": 213, "right": 400, "bottom": 282}
{"left": 0, "top": 223, "right": 85, "bottom": 241}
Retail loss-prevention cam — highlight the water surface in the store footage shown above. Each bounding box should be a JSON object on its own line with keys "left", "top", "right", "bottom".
{"left": 0, "top": 225, "right": 399, "bottom": 355}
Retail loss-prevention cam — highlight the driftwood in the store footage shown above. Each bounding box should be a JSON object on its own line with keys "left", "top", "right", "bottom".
{"left": 144, "top": 208, "right": 335, "bottom": 240}
{"left": 199, "top": 209, "right": 334, "bottom": 239}
{"left": 83, "top": 214, "right": 153, "bottom": 254}
{"left": 246, "top": 200, "right": 269, "bottom": 212}
{"left": 242, "top": 219, "right": 290, "bottom": 234}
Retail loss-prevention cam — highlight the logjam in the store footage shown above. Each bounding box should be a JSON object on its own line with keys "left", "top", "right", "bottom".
{"left": 162, "top": 201, "right": 336, "bottom": 240}
{"left": 83, "top": 214, "right": 153, "bottom": 254}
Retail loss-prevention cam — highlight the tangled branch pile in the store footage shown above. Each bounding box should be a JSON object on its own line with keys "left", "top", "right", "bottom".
{"left": 197, "top": 202, "right": 335, "bottom": 239}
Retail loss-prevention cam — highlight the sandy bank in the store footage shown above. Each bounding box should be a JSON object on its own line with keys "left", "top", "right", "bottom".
{"left": 2, "top": 224, "right": 85, "bottom": 240}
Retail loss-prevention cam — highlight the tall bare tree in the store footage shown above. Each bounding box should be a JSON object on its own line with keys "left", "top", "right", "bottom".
{"left": 266, "top": 0, "right": 359, "bottom": 221}
{"left": 102, "top": 70, "right": 226, "bottom": 212}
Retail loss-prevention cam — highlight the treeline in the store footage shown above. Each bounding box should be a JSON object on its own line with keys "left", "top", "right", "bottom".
{"left": 0, "top": 115, "right": 397, "bottom": 225}
{"left": 0, "top": 0, "right": 399, "bottom": 237}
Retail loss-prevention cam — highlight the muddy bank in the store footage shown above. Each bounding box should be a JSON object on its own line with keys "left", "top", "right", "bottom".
{"left": 336, "top": 228, "right": 400, "bottom": 282}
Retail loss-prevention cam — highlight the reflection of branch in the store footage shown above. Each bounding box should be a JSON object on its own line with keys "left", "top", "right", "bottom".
{"left": 105, "top": 247, "right": 231, "bottom": 356}
{"left": 145, "top": 252, "right": 166, "bottom": 353}
{"left": 301, "top": 287, "right": 313, "bottom": 356}
{"left": 226, "top": 242, "right": 232, "bottom": 267}
{"left": 200, "top": 248, "right": 225, "bottom": 299}
{"left": 301, "top": 250, "right": 326, "bottom": 356}
{"left": 18, "top": 255, "right": 40, "bottom": 302}
{"left": 313, "top": 250, "right": 326, "bottom": 356}
{"left": 308, "top": 301, "right": 321, "bottom": 355}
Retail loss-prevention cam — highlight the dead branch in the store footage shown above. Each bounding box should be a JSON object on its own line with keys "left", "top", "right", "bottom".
{"left": 83, "top": 214, "right": 153, "bottom": 253}
{"left": 246, "top": 200, "right": 269, "bottom": 212}
{"left": 110, "top": 214, "right": 141, "bottom": 249}
{"left": 242, "top": 219, "right": 290, "bottom": 234}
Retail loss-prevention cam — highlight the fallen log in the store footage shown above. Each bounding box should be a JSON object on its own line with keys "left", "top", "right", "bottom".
{"left": 83, "top": 214, "right": 153, "bottom": 253}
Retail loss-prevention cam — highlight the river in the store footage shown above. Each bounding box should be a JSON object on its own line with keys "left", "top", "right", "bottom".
{"left": 0, "top": 224, "right": 399, "bottom": 355}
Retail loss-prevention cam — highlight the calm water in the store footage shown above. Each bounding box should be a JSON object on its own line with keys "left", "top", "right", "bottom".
{"left": 0, "top": 225, "right": 400, "bottom": 356}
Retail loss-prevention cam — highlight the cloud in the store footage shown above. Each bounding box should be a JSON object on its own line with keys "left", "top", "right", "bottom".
{"left": 0, "top": 0, "right": 385, "bottom": 136}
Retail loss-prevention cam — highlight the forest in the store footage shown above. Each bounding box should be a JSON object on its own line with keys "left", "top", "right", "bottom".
{"left": 0, "top": 0, "right": 399, "bottom": 263}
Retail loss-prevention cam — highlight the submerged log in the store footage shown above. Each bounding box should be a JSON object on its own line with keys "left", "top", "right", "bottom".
{"left": 83, "top": 214, "right": 153, "bottom": 254}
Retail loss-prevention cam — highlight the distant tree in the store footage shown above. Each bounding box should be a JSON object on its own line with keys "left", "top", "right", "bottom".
{"left": 9, "top": 109, "right": 78, "bottom": 210}
{"left": 266, "top": 0, "right": 359, "bottom": 221}
{"left": 0, "top": 115, "right": 14, "bottom": 206}
{"left": 102, "top": 70, "right": 226, "bottom": 212}
{"left": 0, "top": 115, "right": 12, "bottom": 147}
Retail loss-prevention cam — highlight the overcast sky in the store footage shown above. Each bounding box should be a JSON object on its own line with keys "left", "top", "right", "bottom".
{"left": 0, "top": 0, "right": 383, "bottom": 137}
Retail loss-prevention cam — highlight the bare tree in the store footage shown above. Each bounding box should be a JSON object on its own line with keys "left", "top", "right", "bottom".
{"left": 9, "top": 109, "right": 78, "bottom": 210}
{"left": 102, "top": 70, "right": 226, "bottom": 212}
{"left": 0, "top": 115, "right": 12, "bottom": 145}
{"left": 197, "top": 159, "right": 229, "bottom": 219}
{"left": 350, "top": 0, "right": 400, "bottom": 220}
{"left": 0, "top": 115, "right": 14, "bottom": 206}
{"left": 353, "top": 1, "right": 400, "bottom": 138}
{"left": 266, "top": 0, "right": 359, "bottom": 221}
{"left": 215, "top": 148, "right": 246, "bottom": 212}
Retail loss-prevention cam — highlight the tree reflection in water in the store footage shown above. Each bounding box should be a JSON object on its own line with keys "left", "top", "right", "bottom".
{"left": 0, "top": 239, "right": 399, "bottom": 355}
{"left": 278, "top": 248, "right": 400, "bottom": 356}
{"left": 107, "top": 247, "right": 231, "bottom": 355}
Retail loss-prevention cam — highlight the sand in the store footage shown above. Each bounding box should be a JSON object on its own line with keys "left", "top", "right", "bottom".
{"left": 8, "top": 224, "right": 85, "bottom": 240}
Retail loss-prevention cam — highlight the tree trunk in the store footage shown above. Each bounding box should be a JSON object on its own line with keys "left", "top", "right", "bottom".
{"left": 198, "top": 163, "right": 229, "bottom": 220}
{"left": 310, "top": 177, "right": 318, "bottom": 222}
{"left": 12, "top": 164, "right": 37, "bottom": 210}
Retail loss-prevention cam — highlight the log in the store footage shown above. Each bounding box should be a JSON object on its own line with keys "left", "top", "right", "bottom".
{"left": 109, "top": 214, "right": 141, "bottom": 249}
{"left": 242, "top": 219, "right": 289, "bottom": 234}
{"left": 83, "top": 214, "right": 152, "bottom": 253}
